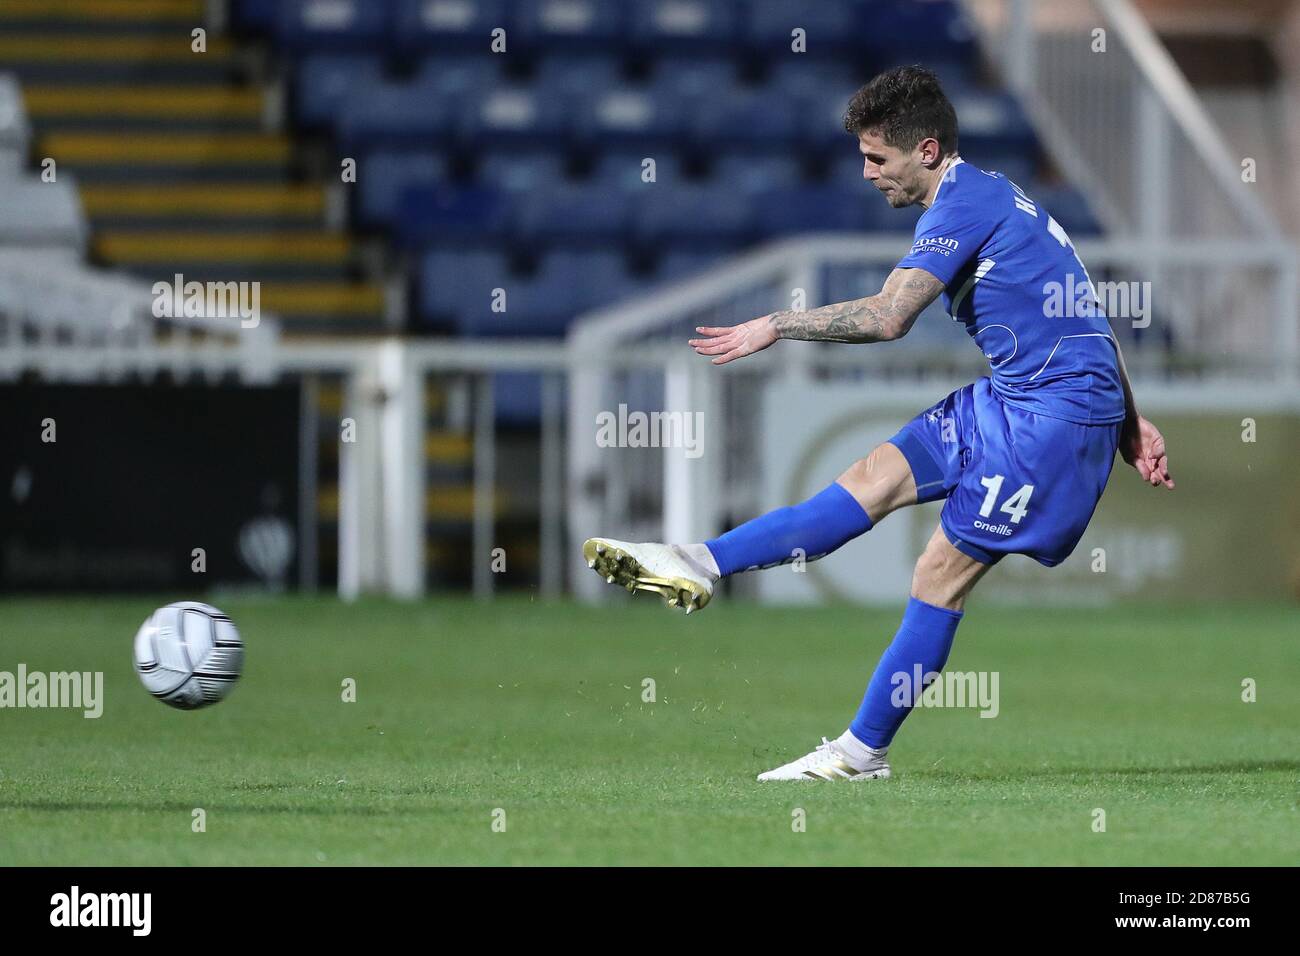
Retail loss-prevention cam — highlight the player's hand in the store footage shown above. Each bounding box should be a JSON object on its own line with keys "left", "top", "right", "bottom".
{"left": 1120, "top": 415, "right": 1174, "bottom": 489}
{"left": 689, "top": 315, "right": 779, "bottom": 365}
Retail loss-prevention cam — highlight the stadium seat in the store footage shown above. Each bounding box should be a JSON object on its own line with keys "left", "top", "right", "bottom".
{"left": 513, "top": 0, "right": 626, "bottom": 50}
{"left": 630, "top": 185, "right": 753, "bottom": 248}
{"left": 649, "top": 55, "right": 739, "bottom": 100}
{"left": 629, "top": 0, "right": 738, "bottom": 50}
{"left": 744, "top": 0, "right": 859, "bottom": 54}
{"left": 397, "top": 184, "right": 512, "bottom": 247}
{"left": 355, "top": 151, "right": 449, "bottom": 229}
{"left": 590, "top": 151, "right": 685, "bottom": 190}
{"left": 513, "top": 184, "right": 632, "bottom": 246}
{"left": 393, "top": 0, "right": 510, "bottom": 51}
{"left": 752, "top": 184, "right": 872, "bottom": 238}
{"left": 273, "top": 0, "right": 392, "bottom": 52}
{"left": 947, "top": 91, "right": 1037, "bottom": 154}
{"left": 294, "top": 53, "right": 387, "bottom": 128}
{"left": 478, "top": 151, "right": 568, "bottom": 193}
{"left": 415, "top": 55, "right": 506, "bottom": 98}
{"left": 688, "top": 87, "right": 802, "bottom": 147}
{"left": 459, "top": 84, "right": 572, "bottom": 147}
{"left": 534, "top": 54, "right": 625, "bottom": 97}
{"left": 573, "top": 85, "right": 688, "bottom": 148}
{"left": 711, "top": 152, "right": 803, "bottom": 194}
{"left": 335, "top": 78, "right": 457, "bottom": 151}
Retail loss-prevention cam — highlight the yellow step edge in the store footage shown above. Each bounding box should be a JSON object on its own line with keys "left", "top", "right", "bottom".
{"left": 94, "top": 232, "right": 351, "bottom": 264}
{"left": 24, "top": 86, "right": 262, "bottom": 118}
{"left": 80, "top": 183, "right": 325, "bottom": 217}
{"left": 0, "top": 0, "right": 202, "bottom": 20}
{"left": 0, "top": 35, "right": 231, "bottom": 61}
{"left": 42, "top": 132, "right": 288, "bottom": 165}
{"left": 316, "top": 486, "right": 505, "bottom": 523}
{"left": 258, "top": 283, "right": 384, "bottom": 313}
{"left": 426, "top": 433, "right": 473, "bottom": 463}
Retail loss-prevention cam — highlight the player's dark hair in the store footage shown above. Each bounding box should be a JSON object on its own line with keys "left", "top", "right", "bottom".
{"left": 843, "top": 65, "right": 959, "bottom": 155}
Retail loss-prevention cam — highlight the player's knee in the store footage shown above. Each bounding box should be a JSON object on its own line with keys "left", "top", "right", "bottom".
{"left": 836, "top": 444, "right": 914, "bottom": 520}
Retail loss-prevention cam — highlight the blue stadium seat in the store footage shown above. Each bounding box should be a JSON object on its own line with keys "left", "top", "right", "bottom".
{"left": 493, "top": 371, "right": 546, "bottom": 426}
{"left": 421, "top": 249, "right": 632, "bottom": 336}
{"left": 534, "top": 54, "right": 625, "bottom": 97}
{"left": 574, "top": 85, "right": 689, "bottom": 147}
{"left": 295, "top": 53, "right": 386, "bottom": 128}
{"left": 948, "top": 91, "right": 1037, "bottom": 153}
{"left": 629, "top": 0, "right": 738, "bottom": 50}
{"left": 356, "top": 151, "right": 449, "bottom": 228}
{"left": 711, "top": 152, "right": 803, "bottom": 194}
{"left": 415, "top": 55, "right": 505, "bottom": 97}
{"left": 744, "top": 0, "right": 859, "bottom": 53}
{"left": 459, "top": 84, "right": 572, "bottom": 147}
{"left": 513, "top": 0, "right": 626, "bottom": 50}
{"left": 397, "top": 184, "right": 512, "bottom": 247}
{"left": 631, "top": 185, "right": 753, "bottom": 247}
{"left": 768, "top": 59, "right": 862, "bottom": 101}
{"left": 274, "top": 0, "right": 392, "bottom": 51}
{"left": 420, "top": 249, "right": 510, "bottom": 328}
{"left": 336, "top": 78, "right": 457, "bottom": 151}
{"left": 752, "top": 184, "right": 872, "bottom": 238}
{"left": 513, "top": 185, "right": 631, "bottom": 246}
{"left": 393, "top": 0, "right": 509, "bottom": 51}
{"left": 478, "top": 151, "right": 568, "bottom": 192}
{"left": 649, "top": 55, "right": 739, "bottom": 101}
{"left": 864, "top": 0, "right": 977, "bottom": 59}
{"left": 591, "top": 151, "right": 684, "bottom": 189}
{"left": 689, "top": 88, "right": 801, "bottom": 147}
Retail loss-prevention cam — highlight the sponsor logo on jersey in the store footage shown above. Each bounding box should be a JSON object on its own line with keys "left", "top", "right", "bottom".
{"left": 973, "top": 519, "right": 1014, "bottom": 536}
{"left": 909, "top": 236, "right": 960, "bottom": 256}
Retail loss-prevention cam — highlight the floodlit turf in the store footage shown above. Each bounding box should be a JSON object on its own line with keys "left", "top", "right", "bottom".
{"left": 0, "top": 594, "right": 1296, "bottom": 866}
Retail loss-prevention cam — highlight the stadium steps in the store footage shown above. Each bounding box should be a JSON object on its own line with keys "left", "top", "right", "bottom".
{"left": 14, "top": 14, "right": 385, "bottom": 331}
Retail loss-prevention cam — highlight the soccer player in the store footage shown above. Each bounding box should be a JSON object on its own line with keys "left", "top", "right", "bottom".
{"left": 583, "top": 66, "right": 1174, "bottom": 781}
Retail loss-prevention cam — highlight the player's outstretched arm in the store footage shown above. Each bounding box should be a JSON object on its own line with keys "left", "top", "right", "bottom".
{"left": 689, "top": 267, "right": 944, "bottom": 365}
{"left": 1113, "top": 336, "right": 1175, "bottom": 489}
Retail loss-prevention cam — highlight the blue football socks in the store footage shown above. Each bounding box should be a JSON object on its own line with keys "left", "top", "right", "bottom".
{"left": 849, "top": 597, "right": 964, "bottom": 749}
{"left": 704, "top": 482, "right": 873, "bottom": 577}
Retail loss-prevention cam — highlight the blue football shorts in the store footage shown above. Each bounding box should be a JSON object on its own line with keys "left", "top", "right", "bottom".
{"left": 888, "top": 377, "right": 1122, "bottom": 567}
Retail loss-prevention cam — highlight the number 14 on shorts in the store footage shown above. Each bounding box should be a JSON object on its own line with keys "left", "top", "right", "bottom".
{"left": 978, "top": 475, "right": 1034, "bottom": 524}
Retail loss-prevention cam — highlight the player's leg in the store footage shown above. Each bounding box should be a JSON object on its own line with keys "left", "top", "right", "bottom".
{"left": 583, "top": 441, "right": 916, "bottom": 612}
{"left": 757, "top": 527, "right": 991, "bottom": 781}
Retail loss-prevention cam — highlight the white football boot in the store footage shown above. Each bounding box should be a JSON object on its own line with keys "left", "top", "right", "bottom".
{"left": 756, "top": 737, "right": 891, "bottom": 781}
{"left": 582, "top": 537, "right": 715, "bottom": 614}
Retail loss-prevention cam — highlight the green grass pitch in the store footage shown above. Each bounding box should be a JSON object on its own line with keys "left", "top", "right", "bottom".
{"left": 0, "top": 594, "right": 1295, "bottom": 866}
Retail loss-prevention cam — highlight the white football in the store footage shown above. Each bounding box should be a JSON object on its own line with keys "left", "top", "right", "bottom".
{"left": 133, "top": 602, "right": 244, "bottom": 710}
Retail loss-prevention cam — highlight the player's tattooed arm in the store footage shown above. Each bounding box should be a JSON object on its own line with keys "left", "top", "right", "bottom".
{"left": 688, "top": 268, "right": 944, "bottom": 364}
{"left": 771, "top": 268, "right": 944, "bottom": 343}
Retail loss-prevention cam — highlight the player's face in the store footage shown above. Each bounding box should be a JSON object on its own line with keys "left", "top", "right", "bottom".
{"left": 857, "top": 130, "right": 925, "bottom": 207}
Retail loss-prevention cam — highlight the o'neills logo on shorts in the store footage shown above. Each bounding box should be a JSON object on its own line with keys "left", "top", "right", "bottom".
{"left": 973, "top": 519, "right": 1014, "bottom": 536}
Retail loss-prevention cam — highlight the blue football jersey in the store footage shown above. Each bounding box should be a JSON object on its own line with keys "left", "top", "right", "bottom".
{"left": 896, "top": 159, "right": 1126, "bottom": 425}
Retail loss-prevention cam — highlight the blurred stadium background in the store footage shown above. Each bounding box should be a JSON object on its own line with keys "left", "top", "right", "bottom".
{"left": 1, "top": 0, "right": 1297, "bottom": 605}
